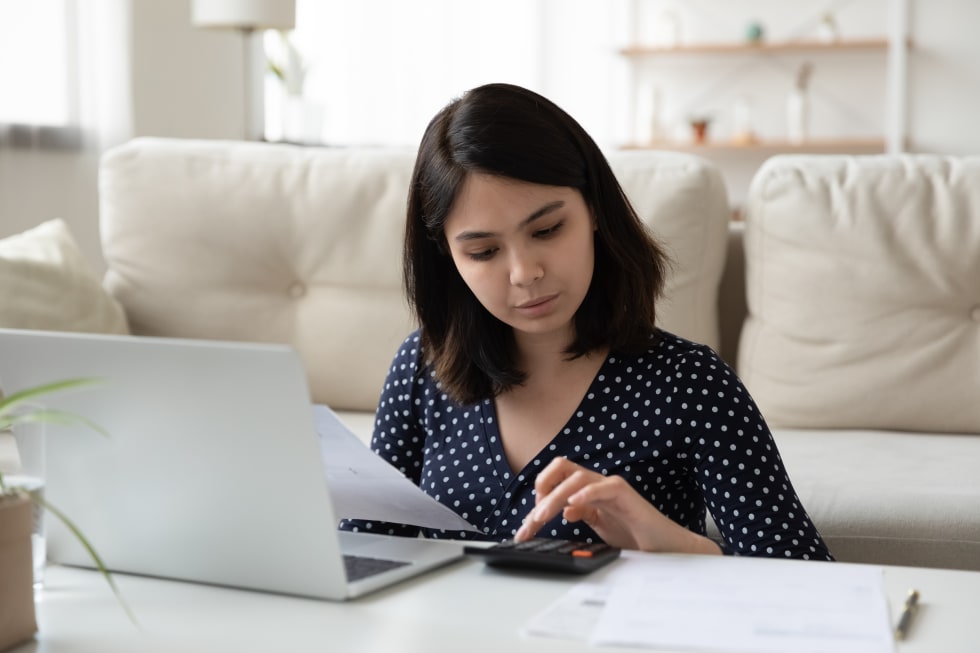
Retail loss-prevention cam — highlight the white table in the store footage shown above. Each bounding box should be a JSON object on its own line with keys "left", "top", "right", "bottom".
{"left": 19, "top": 556, "right": 980, "bottom": 652}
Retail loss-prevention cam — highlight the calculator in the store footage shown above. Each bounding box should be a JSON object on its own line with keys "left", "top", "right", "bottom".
{"left": 463, "top": 537, "right": 621, "bottom": 574}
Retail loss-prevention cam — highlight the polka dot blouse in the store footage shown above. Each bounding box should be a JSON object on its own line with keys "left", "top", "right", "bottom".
{"left": 340, "top": 329, "right": 834, "bottom": 560}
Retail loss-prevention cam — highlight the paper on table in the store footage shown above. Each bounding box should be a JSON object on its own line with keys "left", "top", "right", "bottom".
{"left": 314, "top": 404, "right": 481, "bottom": 533}
{"left": 522, "top": 582, "right": 610, "bottom": 641}
{"left": 589, "top": 553, "right": 895, "bottom": 653}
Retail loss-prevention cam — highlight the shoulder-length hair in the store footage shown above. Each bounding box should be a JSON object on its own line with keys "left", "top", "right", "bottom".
{"left": 405, "top": 83, "right": 669, "bottom": 405}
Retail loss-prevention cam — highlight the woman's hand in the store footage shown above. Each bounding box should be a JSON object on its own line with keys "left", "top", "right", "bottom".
{"left": 514, "top": 457, "right": 721, "bottom": 555}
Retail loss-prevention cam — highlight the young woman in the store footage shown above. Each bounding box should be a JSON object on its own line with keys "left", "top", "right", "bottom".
{"left": 342, "top": 83, "right": 833, "bottom": 560}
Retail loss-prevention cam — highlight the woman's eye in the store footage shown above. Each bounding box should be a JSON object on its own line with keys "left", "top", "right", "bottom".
{"left": 534, "top": 222, "right": 564, "bottom": 238}
{"left": 468, "top": 248, "right": 497, "bottom": 261}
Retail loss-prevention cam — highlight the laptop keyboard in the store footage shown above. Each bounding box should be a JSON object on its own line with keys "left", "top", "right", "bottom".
{"left": 343, "top": 554, "right": 411, "bottom": 581}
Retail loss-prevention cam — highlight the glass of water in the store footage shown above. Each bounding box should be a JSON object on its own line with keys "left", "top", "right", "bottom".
{"left": 8, "top": 421, "right": 46, "bottom": 591}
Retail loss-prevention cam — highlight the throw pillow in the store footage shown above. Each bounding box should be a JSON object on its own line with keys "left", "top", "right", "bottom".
{"left": 0, "top": 219, "right": 129, "bottom": 334}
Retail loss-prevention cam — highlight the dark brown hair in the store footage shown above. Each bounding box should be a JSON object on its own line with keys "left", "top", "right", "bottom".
{"left": 405, "top": 83, "right": 669, "bottom": 405}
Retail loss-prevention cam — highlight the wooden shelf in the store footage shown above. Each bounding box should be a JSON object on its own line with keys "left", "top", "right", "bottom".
{"left": 621, "top": 138, "right": 887, "bottom": 154}
{"left": 619, "top": 38, "right": 907, "bottom": 57}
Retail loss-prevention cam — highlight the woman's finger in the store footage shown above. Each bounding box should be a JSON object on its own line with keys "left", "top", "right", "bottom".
{"left": 517, "top": 469, "right": 592, "bottom": 537}
{"left": 530, "top": 457, "right": 579, "bottom": 499}
{"left": 515, "top": 460, "right": 599, "bottom": 541}
{"left": 567, "top": 474, "right": 636, "bottom": 509}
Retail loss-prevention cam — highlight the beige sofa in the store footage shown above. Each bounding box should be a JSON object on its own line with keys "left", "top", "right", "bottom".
{"left": 5, "top": 138, "right": 978, "bottom": 571}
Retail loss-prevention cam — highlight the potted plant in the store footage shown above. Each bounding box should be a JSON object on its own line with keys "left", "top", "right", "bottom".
{"left": 0, "top": 378, "right": 134, "bottom": 651}
{"left": 0, "top": 484, "right": 34, "bottom": 650}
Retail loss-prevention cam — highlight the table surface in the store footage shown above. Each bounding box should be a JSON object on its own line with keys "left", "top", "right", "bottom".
{"left": 15, "top": 554, "right": 980, "bottom": 653}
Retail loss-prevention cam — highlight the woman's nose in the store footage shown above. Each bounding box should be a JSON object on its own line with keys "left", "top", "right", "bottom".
{"left": 509, "top": 249, "right": 543, "bottom": 287}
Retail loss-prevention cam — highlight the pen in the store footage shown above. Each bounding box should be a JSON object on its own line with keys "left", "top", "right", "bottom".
{"left": 894, "top": 589, "right": 920, "bottom": 640}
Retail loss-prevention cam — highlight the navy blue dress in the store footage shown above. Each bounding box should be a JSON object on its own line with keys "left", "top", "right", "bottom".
{"left": 340, "top": 329, "right": 833, "bottom": 560}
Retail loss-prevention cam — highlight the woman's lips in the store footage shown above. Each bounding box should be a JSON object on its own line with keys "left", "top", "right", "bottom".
{"left": 516, "top": 294, "right": 558, "bottom": 314}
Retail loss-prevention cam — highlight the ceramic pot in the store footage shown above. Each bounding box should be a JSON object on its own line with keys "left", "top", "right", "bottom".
{"left": 0, "top": 493, "right": 37, "bottom": 651}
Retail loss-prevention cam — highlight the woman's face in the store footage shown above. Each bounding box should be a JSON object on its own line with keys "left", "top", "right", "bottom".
{"left": 443, "top": 173, "right": 595, "bottom": 347}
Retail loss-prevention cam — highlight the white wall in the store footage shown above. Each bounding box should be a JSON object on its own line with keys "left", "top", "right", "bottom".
{"left": 128, "top": 0, "right": 245, "bottom": 140}
{"left": 907, "top": 1, "right": 980, "bottom": 155}
{"left": 2, "top": 0, "right": 979, "bottom": 273}
{"left": 0, "top": 147, "right": 102, "bottom": 266}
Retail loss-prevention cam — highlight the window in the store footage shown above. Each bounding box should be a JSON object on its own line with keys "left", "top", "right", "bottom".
{"left": 0, "top": 0, "right": 85, "bottom": 148}
{"left": 0, "top": 0, "right": 76, "bottom": 126}
{"left": 264, "top": 0, "right": 545, "bottom": 146}
{"left": 264, "top": 0, "right": 631, "bottom": 148}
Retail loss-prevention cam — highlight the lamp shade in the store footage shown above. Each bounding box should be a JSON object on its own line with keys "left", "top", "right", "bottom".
{"left": 192, "top": 0, "right": 295, "bottom": 30}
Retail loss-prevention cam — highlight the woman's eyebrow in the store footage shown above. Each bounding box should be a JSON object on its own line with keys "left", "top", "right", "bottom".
{"left": 453, "top": 200, "right": 566, "bottom": 242}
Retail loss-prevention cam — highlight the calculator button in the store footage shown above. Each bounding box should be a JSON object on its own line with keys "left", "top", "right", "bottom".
{"left": 533, "top": 540, "right": 565, "bottom": 552}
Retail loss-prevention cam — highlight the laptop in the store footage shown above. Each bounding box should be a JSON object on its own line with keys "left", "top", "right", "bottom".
{"left": 0, "top": 327, "right": 463, "bottom": 600}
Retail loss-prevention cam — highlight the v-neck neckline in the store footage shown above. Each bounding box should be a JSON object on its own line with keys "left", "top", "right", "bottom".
{"left": 480, "top": 352, "right": 613, "bottom": 488}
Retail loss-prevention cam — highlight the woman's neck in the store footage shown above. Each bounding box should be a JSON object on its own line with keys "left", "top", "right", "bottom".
{"left": 512, "top": 329, "right": 605, "bottom": 384}
{"left": 513, "top": 330, "right": 573, "bottom": 372}
{"left": 496, "top": 330, "right": 608, "bottom": 474}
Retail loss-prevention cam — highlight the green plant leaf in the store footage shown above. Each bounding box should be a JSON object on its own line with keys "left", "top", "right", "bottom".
{"left": 268, "top": 60, "right": 285, "bottom": 81}
{"left": 38, "top": 495, "right": 140, "bottom": 628}
{"left": 0, "top": 378, "right": 103, "bottom": 417}
{"left": 0, "top": 377, "right": 108, "bottom": 434}
{"left": 0, "top": 408, "right": 109, "bottom": 437}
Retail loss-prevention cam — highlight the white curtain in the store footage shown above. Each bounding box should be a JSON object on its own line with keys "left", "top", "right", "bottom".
{"left": 0, "top": 0, "right": 133, "bottom": 273}
{"left": 265, "top": 0, "right": 563, "bottom": 147}
{"left": 0, "top": 0, "right": 132, "bottom": 152}
{"left": 76, "top": 0, "right": 134, "bottom": 152}
{"left": 264, "top": 0, "right": 630, "bottom": 149}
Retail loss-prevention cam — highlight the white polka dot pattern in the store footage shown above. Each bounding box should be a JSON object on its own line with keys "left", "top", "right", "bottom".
{"left": 340, "top": 330, "right": 833, "bottom": 560}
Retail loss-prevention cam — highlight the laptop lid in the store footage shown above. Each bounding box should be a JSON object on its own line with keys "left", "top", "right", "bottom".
{"left": 0, "top": 328, "right": 462, "bottom": 600}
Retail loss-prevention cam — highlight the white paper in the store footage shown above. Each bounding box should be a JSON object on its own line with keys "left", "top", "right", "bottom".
{"left": 314, "top": 404, "right": 481, "bottom": 533}
{"left": 522, "top": 582, "right": 611, "bottom": 641}
{"left": 589, "top": 553, "right": 895, "bottom": 653}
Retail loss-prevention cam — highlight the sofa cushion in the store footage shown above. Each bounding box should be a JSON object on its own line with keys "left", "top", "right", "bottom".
{"left": 100, "top": 140, "right": 417, "bottom": 412}
{"left": 99, "top": 139, "right": 729, "bottom": 411}
{"left": 739, "top": 155, "right": 980, "bottom": 433}
{"left": 0, "top": 219, "right": 129, "bottom": 334}
{"left": 611, "top": 150, "right": 730, "bottom": 352}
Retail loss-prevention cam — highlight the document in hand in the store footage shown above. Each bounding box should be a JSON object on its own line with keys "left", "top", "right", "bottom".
{"left": 526, "top": 552, "right": 895, "bottom": 653}
{"left": 314, "top": 405, "right": 481, "bottom": 533}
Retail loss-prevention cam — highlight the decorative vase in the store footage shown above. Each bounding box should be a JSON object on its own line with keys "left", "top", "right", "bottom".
{"left": 689, "top": 117, "right": 711, "bottom": 144}
{"left": 731, "top": 97, "right": 756, "bottom": 145}
{"left": 283, "top": 96, "right": 325, "bottom": 145}
{"left": 786, "top": 89, "right": 809, "bottom": 144}
{"left": 745, "top": 21, "right": 765, "bottom": 44}
{"left": 652, "top": 9, "right": 681, "bottom": 48}
{"left": 817, "top": 13, "right": 840, "bottom": 43}
{"left": 634, "top": 85, "right": 666, "bottom": 145}
{"left": 0, "top": 494, "right": 38, "bottom": 651}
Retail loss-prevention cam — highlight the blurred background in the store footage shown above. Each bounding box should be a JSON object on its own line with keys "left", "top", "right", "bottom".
{"left": 2, "top": 0, "right": 978, "bottom": 270}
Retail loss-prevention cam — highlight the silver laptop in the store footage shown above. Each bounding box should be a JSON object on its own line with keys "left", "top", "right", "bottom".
{"left": 0, "top": 328, "right": 463, "bottom": 600}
